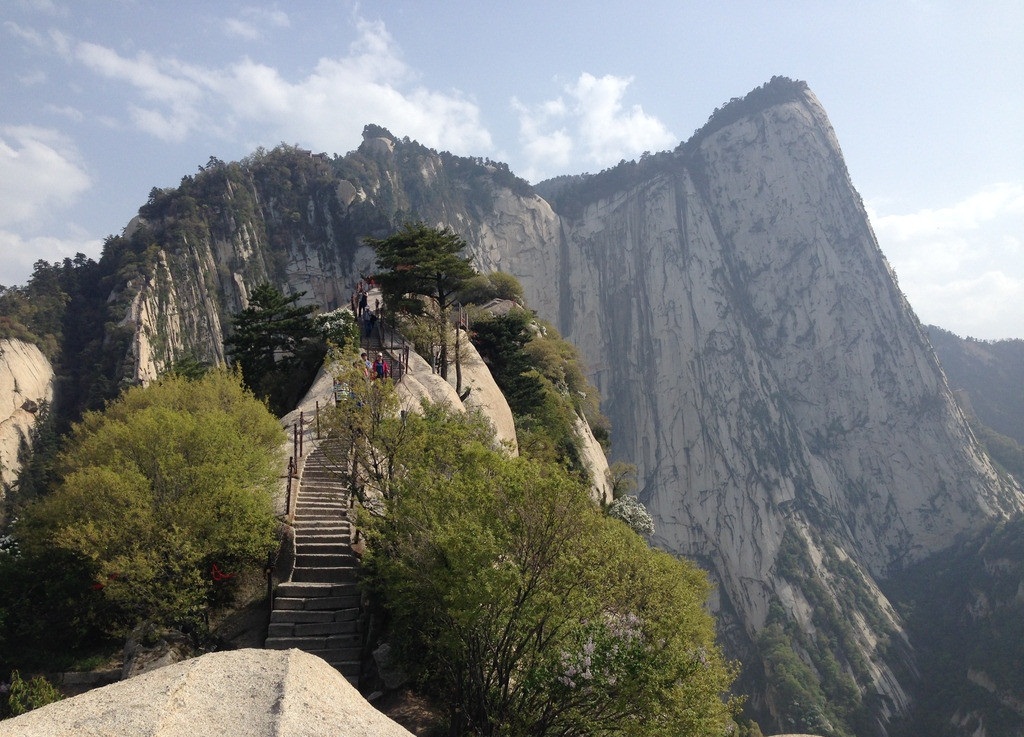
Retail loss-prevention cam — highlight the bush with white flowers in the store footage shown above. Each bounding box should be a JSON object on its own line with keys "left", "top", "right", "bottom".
{"left": 608, "top": 495, "right": 655, "bottom": 535}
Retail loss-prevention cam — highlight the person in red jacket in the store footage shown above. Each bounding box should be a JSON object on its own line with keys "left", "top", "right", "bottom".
{"left": 372, "top": 352, "right": 390, "bottom": 379}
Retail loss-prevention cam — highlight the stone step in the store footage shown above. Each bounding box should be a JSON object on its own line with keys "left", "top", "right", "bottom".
{"left": 267, "top": 619, "right": 359, "bottom": 638}
{"left": 295, "top": 552, "right": 359, "bottom": 567}
{"left": 297, "top": 495, "right": 347, "bottom": 504}
{"left": 294, "top": 509, "right": 348, "bottom": 516}
{"left": 270, "top": 607, "right": 359, "bottom": 624}
{"left": 293, "top": 531, "right": 351, "bottom": 543}
{"left": 268, "top": 451, "right": 363, "bottom": 686}
{"left": 291, "top": 567, "right": 360, "bottom": 584}
{"left": 293, "top": 526, "right": 349, "bottom": 536}
{"left": 295, "top": 539, "right": 352, "bottom": 550}
{"left": 275, "top": 582, "right": 359, "bottom": 599}
{"left": 296, "top": 543, "right": 353, "bottom": 556}
{"left": 294, "top": 511, "right": 348, "bottom": 522}
{"left": 293, "top": 518, "right": 350, "bottom": 528}
{"left": 264, "top": 633, "right": 361, "bottom": 651}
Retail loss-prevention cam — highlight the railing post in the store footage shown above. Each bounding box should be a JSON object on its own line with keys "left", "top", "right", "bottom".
{"left": 265, "top": 550, "right": 276, "bottom": 611}
{"left": 293, "top": 423, "right": 298, "bottom": 462}
{"left": 286, "top": 456, "right": 294, "bottom": 519}
{"left": 315, "top": 401, "right": 320, "bottom": 439}
{"left": 299, "top": 411, "right": 304, "bottom": 457}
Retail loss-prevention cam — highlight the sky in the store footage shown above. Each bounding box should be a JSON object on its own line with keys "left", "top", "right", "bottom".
{"left": 1, "top": 1, "right": 1022, "bottom": 340}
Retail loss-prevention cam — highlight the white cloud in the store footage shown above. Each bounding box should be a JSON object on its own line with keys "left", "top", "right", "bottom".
{"left": 62, "top": 17, "right": 490, "bottom": 155}
{"left": 224, "top": 8, "right": 289, "bottom": 41}
{"left": 224, "top": 18, "right": 261, "bottom": 41}
{"left": 514, "top": 73, "right": 675, "bottom": 182}
{"left": 0, "top": 125, "right": 91, "bottom": 227}
{"left": 0, "top": 230, "right": 102, "bottom": 287}
{"left": 4, "top": 20, "right": 46, "bottom": 47}
{"left": 44, "top": 103, "right": 83, "bottom": 121}
{"left": 513, "top": 96, "right": 572, "bottom": 180}
{"left": 74, "top": 42, "right": 205, "bottom": 141}
{"left": 870, "top": 183, "right": 1024, "bottom": 339}
{"left": 568, "top": 73, "right": 675, "bottom": 165}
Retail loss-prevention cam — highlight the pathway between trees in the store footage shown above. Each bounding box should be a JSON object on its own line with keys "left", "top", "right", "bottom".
{"left": 264, "top": 439, "right": 363, "bottom": 685}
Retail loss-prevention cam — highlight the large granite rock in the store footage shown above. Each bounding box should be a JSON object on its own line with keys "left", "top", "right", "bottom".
{"left": 0, "top": 338, "right": 53, "bottom": 496}
{"left": 0, "top": 649, "right": 414, "bottom": 737}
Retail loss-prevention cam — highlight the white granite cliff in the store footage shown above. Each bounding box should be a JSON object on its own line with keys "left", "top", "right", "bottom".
{"left": 485, "top": 86, "right": 1023, "bottom": 727}
{"left": 0, "top": 339, "right": 53, "bottom": 498}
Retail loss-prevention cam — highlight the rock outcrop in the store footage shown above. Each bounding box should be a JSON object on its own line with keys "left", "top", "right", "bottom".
{"left": 0, "top": 338, "right": 53, "bottom": 497}
{"left": 0, "top": 648, "right": 414, "bottom": 737}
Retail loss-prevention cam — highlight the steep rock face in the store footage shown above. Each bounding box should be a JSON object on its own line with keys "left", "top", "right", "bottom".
{"left": 452, "top": 332, "right": 519, "bottom": 454}
{"left": 0, "top": 339, "right": 53, "bottom": 495}
{"left": 489, "top": 84, "right": 1022, "bottom": 729}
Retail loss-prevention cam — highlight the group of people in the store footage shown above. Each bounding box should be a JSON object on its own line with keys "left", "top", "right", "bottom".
{"left": 350, "top": 278, "right": 391, "bottom": 381}
{"left": 360, "top": 350, "right": 391, "bottom": 380}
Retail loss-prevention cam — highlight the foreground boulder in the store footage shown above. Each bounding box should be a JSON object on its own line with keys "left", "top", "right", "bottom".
{"left": 0, "top": 649, "right": 413, "bottom": 737}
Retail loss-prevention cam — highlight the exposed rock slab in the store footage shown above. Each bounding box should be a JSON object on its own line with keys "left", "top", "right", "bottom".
{"left": 449, "top": 330, "right": 518, "bottom": 454}
{"left": 0, "top": 649, "right": 413, "bottom": 737}
{"left": 0, "top": 338, "right": 53, "bottom": 494}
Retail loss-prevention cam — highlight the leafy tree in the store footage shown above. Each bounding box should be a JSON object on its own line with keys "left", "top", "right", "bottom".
{"left": 13, "top": 371, "right": 283, "bottom": 637}
{"left": 361, "top": 405, "right": 738, "bottom": 737}
{"left": 312, "top": 307, "right": 360, "bottom": 350}
{"left": 457, "top": 271, "right": 524, "bottom": 305}
{"left": 368, "top": 223, "right": 476, "bottom": 381}
{"left": 470, "top": 309, "right": 610, "bottom": 475}
{"left": 606, "top": 461, "right": 638, "bottom": 500}
{"left": 224, "top": 283, "right": 323, "bottom": 414}
{"left": 470, "top": 308, "right": 544, "bottom": 413}
{"left": 319, "top": 350, "right": 410, "bottom": 509}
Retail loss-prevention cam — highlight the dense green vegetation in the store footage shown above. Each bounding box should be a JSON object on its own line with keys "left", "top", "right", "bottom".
{"left": 471, "top": 306, "right": 608, "bottom": 474}
{"left": 0, "top": 371, "right": 283, "bottom": 672}
{"left": 886, "top": 516, "right": 1024, "bottom": 737}
{"left": 322, "top": 372, "right": 738, "bottom": 736}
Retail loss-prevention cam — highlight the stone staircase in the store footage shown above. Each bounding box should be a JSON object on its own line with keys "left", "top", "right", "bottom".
{"left": 265, "top": 441, "right": 363, "bottom": 684}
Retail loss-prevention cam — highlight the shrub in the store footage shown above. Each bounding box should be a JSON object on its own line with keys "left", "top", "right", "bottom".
{"left": 2, "top": 670, "right": 62, "bottom": 718}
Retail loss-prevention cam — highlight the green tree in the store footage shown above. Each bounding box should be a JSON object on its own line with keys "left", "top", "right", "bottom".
{"left": 14, "top": 371, "right": 283, "bottom": 637}
{"left": 470, "top": 309, "right": 544, "bottom": 414}
{"left": 319, "top": 351, "right": 409, "bottom": 508}
{"left": 457, "top": 271, "right": 524, "bottom": 306}
{"left": 224, "top": 283, "right": 323, "bottom": 415}
{"left": 361, "top": 406, "right": 737, "bottom": 737}
{"left": 368, "top": 223, "right": 476, "bottom": 382}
